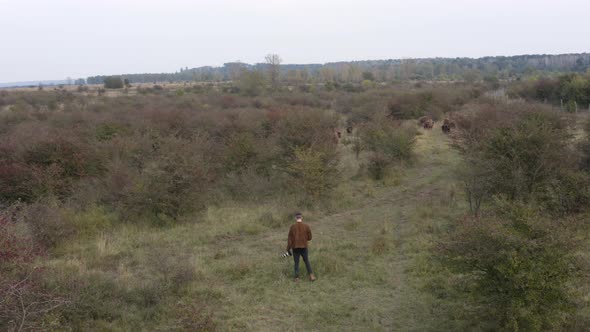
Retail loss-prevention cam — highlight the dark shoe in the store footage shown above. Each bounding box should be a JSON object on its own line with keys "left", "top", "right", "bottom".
{"left": 309, "top": 273, "right": 316, "bottom": 282}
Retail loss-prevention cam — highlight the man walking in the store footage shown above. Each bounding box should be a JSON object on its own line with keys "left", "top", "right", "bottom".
{"left": 287, "top": 212, "right": 316, "bottom": 282}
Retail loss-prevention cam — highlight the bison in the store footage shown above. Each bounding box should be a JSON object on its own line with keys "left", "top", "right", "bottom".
{"left": 418, "top": 116, "right": 434, "bottom": 129}
{"left": 442, "top": 118, "right": 455, "bottom": 134}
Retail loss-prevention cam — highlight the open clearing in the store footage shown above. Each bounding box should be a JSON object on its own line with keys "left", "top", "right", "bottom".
{"left": 50, "top": 126, "right": 467, "bottom": 331}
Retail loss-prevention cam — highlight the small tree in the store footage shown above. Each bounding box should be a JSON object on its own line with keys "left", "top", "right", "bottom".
{"left": 362, "top": 71, "right": 375, "bottom": 81}
{"left": 287, "top": 146, "right": 338, "bottom": 202}
{"left": 351, "top": 135, "right": 363, "bottom": 159}
{"left": 265, "top": 53, "right": 282, "bottom": 91}
{"left": 439, "top": 201, "right": 582, "bottom": 331}
{"left": 361, "top": 122, "right": 416, "bottom": 180}
{"left": 362, "top": 123, "right": 416, "bottom": 162}
{"left": 238, "top": 70, "right": 265, "bottom": 97}
{"left": 452, "top": 104, "right": 588, "bottom": 215}
{"left": 103, "top": 76, "right": 124, "bottom": 89}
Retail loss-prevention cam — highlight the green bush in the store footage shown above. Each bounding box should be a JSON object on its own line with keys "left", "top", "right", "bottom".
{"left": 0, "top": 160, "right": 36, "bottom": 202}
{"left": 103, "top": 76, "right": 124, "bottom": 89}
{"left": 439, "top": 201, "right": 582, "bottom": 331}
{"left": 274, "top": 107, "right": 339, "bottom": 158}
{"left": 287, "top": 146, "right": 339, "bottom": 202}
{"left": 362, "top": 123, "right": 416, "bottom": 162}
{"left": 367, "top": 153, "right": 390, "bottom": 180}
{"left": 22, "top": 201, "right": 77, "bottom": 248}
{"left": 453, "top": 104, "right": 587, "bottom": 214}
{"left": 238, "top": 70, "right": 265, "bottom": 97}
{"left": 22, "top": 138, "right": 104, "bottom": 198}
{"left": 535, "top": 170, "right": 590, "bottom": 216}
{"left": 481, "top": 112, "right": 569, "bottom": 200}
{"left": 222, "top": 131, "right": 258, "bottom": 173}
{"left": 120, "top": 137, "right": 211, "bottom": 223}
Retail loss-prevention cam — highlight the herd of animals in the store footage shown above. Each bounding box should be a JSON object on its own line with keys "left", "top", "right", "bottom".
{"left": 335, "top": 126, "right": 354, "bottom": 139}
{"left": 419, "top": 116, "right": 455, "bottom": 133}
{"left": 333, "top": 116, "right": 456, "bottom": 142}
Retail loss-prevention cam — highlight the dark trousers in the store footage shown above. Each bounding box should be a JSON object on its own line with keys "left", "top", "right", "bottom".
{"left": 293, "top": 248, "right": 313, "bottom": 277}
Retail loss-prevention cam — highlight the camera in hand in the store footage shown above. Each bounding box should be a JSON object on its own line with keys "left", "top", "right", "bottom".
{"left": 281, "top": 250, "right": 292, "bottom": 258}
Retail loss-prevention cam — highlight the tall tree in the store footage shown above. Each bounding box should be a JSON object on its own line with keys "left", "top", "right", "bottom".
{"left": 265, "top": 53, "right": 282, "bottom": 90}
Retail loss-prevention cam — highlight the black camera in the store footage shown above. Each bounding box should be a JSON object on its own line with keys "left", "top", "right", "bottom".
{"left": 281, "top": 250, "right": 292, "bottom": 258}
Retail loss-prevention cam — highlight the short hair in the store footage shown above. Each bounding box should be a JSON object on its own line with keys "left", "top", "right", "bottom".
{"left": 294, "top": 212, "right": 302, "bottom": 219}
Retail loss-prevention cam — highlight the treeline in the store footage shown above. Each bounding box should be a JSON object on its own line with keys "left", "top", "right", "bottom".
{"left": 87, "top": 53, "right": 590, "bottom": 85}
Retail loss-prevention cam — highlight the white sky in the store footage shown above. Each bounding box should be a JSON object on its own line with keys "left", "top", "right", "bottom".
{"left": 1, "top": 0, "right": 589, "bottom": 82}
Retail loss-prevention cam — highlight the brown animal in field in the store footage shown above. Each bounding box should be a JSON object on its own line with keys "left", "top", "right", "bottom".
{"left": 419, "top": 116, "right": 434, "bottom": 129}
{"left": 442, "top": 118, "right": 455, "bottom": 133}
{"left": 442, "top": 118, "right": 453, "bottom": 133}
{"left": 333, "top": 130, "right": 341, "bottom": 143}
{"left": 346, "top": 126, "right": 353, "bottom": 134}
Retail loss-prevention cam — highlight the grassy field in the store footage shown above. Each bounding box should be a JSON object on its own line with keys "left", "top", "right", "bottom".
{"left": 43, "top": 125, "right": 472, "bottom": 331}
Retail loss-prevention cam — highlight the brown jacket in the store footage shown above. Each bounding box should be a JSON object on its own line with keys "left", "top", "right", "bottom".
{"left": 287, "top": 222, "right": 312, "bottom": 251}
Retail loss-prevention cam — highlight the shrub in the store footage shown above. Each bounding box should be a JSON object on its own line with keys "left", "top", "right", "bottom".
{"left": 238, "top": 70, "right": 265, "bottom": 97}
{"left": 535, "top": 170, "right": 590, "bottom": 216}
{"left": 23, "top": 138, "right": 104, "bottom": 198}
{"left": 22, "top": 201, "right": 77, "bottom": 248}
{"left": 387, "top": 93, "right": 431, "bottom": 120}
{"left": 119, "top": 137, "right": 211, "bottom": 223}
{"left": 0, "top": 161, "right": 36, "bottom": 203}
{"left": 287, "top": 146, "right": 339, "bottom": 202}
{"left": 274, "top": 108, "right": 339, "bottom": 159}
{"left": 438, "top": 201, "right": 583, "bottom": 331}
{"left": 103, "top": 76, "right": 124, "bottom": 89}
{"left": 351, "top": 135, "right": 363, "bottom": 159}
{"left": 484, "top": 112, "right": 569, "bottom": 201}
{"left": 367, "top": 153, "right": 390, "bottom": 180}
{"left": 0, "top": 207, "right": 40, "bottom": 265}
{"left": 0, "top": 209, "right": 68, "bottom": 331}
{"left": 362, "top": 122, "right": 416, "bottom": 161}
{"left": 453, "top": 103, "right": 586, "bottom": 214}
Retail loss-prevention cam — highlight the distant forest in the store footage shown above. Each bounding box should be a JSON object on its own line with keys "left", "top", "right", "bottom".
{"left": 86, "top": 53, "right": 590, "bottom": 84}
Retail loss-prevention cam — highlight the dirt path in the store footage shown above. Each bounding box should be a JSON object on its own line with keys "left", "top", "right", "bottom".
{"left": 211, "top": 127, "right": 462, "bottom": 331}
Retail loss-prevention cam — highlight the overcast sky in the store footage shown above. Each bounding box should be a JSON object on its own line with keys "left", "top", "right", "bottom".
{"left": 1, "top": 0, "right": 589, "bottom": 82}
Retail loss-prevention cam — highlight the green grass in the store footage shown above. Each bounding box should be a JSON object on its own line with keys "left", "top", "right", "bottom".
{"left": 45, "top": 127, "right": 471, "bottom": 331}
